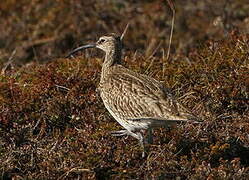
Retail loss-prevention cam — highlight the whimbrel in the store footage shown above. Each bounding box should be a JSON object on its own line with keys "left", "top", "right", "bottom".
{"left": 67, "top": 33, "right": 199, "bottom": 156}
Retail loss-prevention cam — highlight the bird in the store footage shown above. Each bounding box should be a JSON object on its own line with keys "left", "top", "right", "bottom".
{"left": 67, "top": 33, "right": 199, "bottom": 157}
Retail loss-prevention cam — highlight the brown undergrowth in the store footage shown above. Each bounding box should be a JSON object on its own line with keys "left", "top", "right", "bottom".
{"left": 1, "top": 0, "right": 249, "bottom": 179}
{"left": 0, "top": 32, "right": 249, "bottom": 179}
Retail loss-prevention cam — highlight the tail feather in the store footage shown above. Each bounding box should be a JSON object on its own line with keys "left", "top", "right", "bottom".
{"left": 127, "top": 117, "right": 199, "bottom": 127}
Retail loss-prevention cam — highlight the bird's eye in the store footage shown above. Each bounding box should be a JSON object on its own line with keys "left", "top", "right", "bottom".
{"left": 99, "top": 39, "right": 105, "bottom": 43}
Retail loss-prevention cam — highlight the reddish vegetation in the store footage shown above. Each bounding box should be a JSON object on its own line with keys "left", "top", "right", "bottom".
{"left": 0, "top": 0, "right": 249, "bottom": 179}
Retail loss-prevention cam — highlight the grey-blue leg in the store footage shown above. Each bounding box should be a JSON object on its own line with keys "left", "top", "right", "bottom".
{"left": 146, "top": 128, "right": 153, "bottom": 144}
{"left": 110, "top": 130, "right": 128, "bottom": 136}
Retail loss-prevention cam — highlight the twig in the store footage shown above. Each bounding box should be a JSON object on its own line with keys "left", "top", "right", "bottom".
{"left": 147, "top": 41, "right": 162, "bottom": 60}
{"left": 120, "top": 22, "right": 130, "bottom": 40}
{"left": 55, "top": 84, "right": 70, "bottom": 91}
{"left": 23, "top": 37, "right": 57, "bottom": 48}
{"left": 166, "top": 0, "right": 175, "bottom": 60}
{"left": 145, "top": 41, "right": 162, "bottom": 74}
{"left": 58, "top": 167, "right": 93, "bottom": 180}
{"left": 1, "top": 48, "right": 16, "bottom": 75}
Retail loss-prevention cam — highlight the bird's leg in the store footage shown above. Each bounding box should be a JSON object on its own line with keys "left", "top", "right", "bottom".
{"left": 146, "top": 128, "right": 153, "bottom": 144}
{"left": 111, "top": 129, "right": 146, "bottom": 157}
{"left": 137, "top": 132, "right": 145, "bottom": 158}
{"left": 128, "top": 131, "right": 146, "bottom": 158}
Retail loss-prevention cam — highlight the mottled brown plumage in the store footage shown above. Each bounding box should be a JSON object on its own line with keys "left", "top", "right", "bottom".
{"left": 68, "top": 33, "right": 199, "bottom": 156}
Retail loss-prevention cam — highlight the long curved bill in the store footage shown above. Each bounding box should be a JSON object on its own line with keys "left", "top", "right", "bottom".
{"left": 66, "top": 44, "right": 96, "bottom": 58}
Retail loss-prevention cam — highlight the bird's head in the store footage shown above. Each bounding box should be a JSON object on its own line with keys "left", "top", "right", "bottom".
{"left": 67, "top": 33, "right": 122, "bottom": 57}
{"left": 96, "top": 34, "right": 121, "bottom": 53}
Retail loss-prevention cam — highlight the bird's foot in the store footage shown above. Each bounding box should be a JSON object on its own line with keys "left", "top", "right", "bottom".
{"left": 111, "top": 130, "right": 147, "bottom": 158}
{"left": 110, "top": 130, "right": 129, "bottom": 137}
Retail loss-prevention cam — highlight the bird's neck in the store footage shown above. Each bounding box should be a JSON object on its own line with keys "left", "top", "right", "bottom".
{"left": 101, "top": 49, "right": 121, "bottom": 82}
{"left": 104, "top": 48, "right": 122, "bottom": 67}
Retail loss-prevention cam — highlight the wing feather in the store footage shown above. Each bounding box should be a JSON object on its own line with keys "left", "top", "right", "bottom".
{"left": 100, "top": 65, "right": 199, "bottom": 123}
